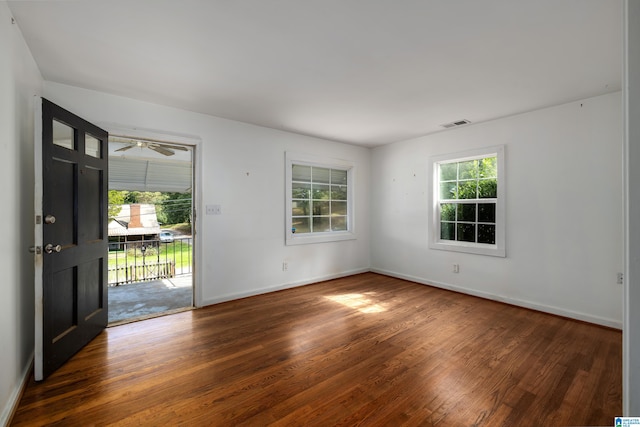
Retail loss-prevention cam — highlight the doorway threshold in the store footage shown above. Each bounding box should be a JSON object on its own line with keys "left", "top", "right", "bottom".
{"left": 108, "top": 306, "right": 194, "bottom": 327}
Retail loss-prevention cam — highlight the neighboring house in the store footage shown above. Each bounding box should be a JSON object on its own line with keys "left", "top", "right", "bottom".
{"left": 108, "top": 204, "right": 161, "bottom": 249}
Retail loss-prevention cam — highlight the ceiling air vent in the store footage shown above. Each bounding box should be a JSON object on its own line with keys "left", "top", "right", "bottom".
{"left": 441, "top": 119, "right": 471, "bottom": 129}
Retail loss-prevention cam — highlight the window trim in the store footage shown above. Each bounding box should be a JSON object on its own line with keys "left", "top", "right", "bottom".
{"left": 286, "top": 152, "right": 356, "bottom": 245}
{"left": 428, "top": 145, "right": 506, "bottom": 257}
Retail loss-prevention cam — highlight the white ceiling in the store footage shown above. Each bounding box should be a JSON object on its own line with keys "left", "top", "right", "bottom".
{"left": 7, "top": 0, "right": 622, "bottom": 147}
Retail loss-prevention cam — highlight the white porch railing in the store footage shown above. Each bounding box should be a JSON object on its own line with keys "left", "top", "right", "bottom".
{"left": 108, "top": 260, "right": 176, "bottom": 286}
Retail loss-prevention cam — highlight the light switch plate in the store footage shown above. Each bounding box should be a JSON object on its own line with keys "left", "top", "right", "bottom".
{"left": 206, "top": 204, "right": 222, "bottom": 215}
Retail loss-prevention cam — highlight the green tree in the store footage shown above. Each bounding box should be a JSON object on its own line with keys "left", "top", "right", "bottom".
{"left": 123, "top": 191, "right": 166, "bottom": 205}
{"left": 108, "top": 190, "right": 127, "bottom": 219}
{"left": 441, "top": 157, "right": 497, "bottom": 200}
{"left": 156, "top": 192, "right": 192, "bottom": 225}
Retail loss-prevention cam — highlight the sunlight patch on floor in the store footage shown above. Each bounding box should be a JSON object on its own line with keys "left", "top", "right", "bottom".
{"left": 325, "top": 293, "right": 387, "bottom": 313}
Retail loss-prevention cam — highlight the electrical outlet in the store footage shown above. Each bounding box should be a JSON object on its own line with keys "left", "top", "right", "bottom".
{"left": 283, "top": 262, "right": 288, "bottom": 271}
{"left": 617, "top": 272, "right": 624, "bottom": 285}
{"left": 453, "top": 264, "right": 460, "bottom": 274}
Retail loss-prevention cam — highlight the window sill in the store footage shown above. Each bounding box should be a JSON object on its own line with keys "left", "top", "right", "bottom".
{"left": 286, "top": 230, "right": 356, "bottom": 246}
{"left": 429, "top": 240, "right": 505, "bottom": 257}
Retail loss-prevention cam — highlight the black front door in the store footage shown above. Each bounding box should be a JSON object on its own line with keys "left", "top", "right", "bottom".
{"left": 35, "top": 98, "right": 109, "bottom": 380}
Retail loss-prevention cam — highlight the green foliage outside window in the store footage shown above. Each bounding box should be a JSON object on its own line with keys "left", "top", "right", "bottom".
{"left": 438, "top": 156, "right": 497, "bottom": 245}
{"left": 439, "top": 157, "right": 497, "bottom": 200}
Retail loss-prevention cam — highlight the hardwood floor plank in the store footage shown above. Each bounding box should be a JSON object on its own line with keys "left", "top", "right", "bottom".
{"left": 11, "top": 273, "right": 621, "bottom": 426}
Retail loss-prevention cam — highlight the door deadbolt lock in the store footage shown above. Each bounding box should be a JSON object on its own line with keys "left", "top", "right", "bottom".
{"left": 29, "top": 246, "right": 42, "bottom": 254}
{"left": 44, "top": 243, "right": 62, "bottom": 254}
{"left": 44, "top": 215, "right": 56, "bottom": 224}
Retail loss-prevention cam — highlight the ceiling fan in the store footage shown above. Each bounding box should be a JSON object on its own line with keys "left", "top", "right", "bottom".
{"left": 112, "top": 136, "right": 189, "bottom": 157}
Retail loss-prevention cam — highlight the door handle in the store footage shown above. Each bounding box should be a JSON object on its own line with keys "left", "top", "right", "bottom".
{"left": 44, "top": 215, "right": 56, "bottom": 224}
{"left": 44, "top": 243, "right": 62, "bottom": 254}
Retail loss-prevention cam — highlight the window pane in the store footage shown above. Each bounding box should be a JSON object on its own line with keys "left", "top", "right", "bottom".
{"left": 292, "top": 217, "right": 310, "bottom": 234}
{"left": 458, "top": 160, "right": 478, "bottom": 180}
{"left": 478, "top": 203, "right": 496, "bottom": 223}
{"left": 331, "top": 169, "right": 347, "bottom": 185}
{"left": 312, "top": 216, "right": 330, "bottom": 232}
{"left": 440, "top": 182, "right": 457, "bottom": 200}
{"left": 313, "top": 167, "right": 330, "bottom": 184}
{"left": 457, "top": 181, "right": 477, "bottom": 199}
{"left": 312, "top": 184, "right": 331, "bottom": 200}
{"left": 431, "top": 149, "right": 502, "bottom": 255}
{"left": 440, "top": 163, "right": 457, "bottom": 181}
{"left": 331, "top": 185, "right": 347, "bottom": 200}
{"left": 292, "top": 201, "right": 309, "bottom": 216}
{"left": 440, "top": 203, "right": 455, "bottom": 221}
{"left": 293, "top": 165, "right": 311, "bottom": 182}
{"left": 85, "top": 134, "right": 101, "bottom": 158}
{"left": 292, "top": 182, "right": 311, "bottom": 199}
{"left": 478, "top": 179, "right": 497, "bottom": 198}
{"left": 457, "top": 203, "right": 476, "bottom": 222}
{"left": 441, "top": 222, "right": 455, "bottom": 240}
{"left": 457, "top": 223, "right": 475, "bottom": 242}
{"left": 331, "top": 201, "right": 347, "bottom": 216}
{"left": 332, "top": 216, "right": 347, "bottom": 231}
{"left": 313, "top": 201, "right": 330, "bottom": 215}
{"left": 478, "top": 224, "right": 496, "bottom": 244}
{"left": 289, "top": 159, "right": 352, "bottom": 240}
{"left": 53, "top": 120, "right": 74, "bottom": 150}
{"left": 479, "top": 157, "right": 497, "bottom": 178}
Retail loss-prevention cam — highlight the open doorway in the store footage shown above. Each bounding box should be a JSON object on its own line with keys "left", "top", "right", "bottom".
{"left": 106, "top": 136, "right": 194, "bottom": 325}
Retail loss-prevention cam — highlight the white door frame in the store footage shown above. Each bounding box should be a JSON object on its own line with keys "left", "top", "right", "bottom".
{"left": 104, "top": 125, "right": 202, "bottom": 311}
{"left": 33, "top": 96, "right": 44, "bottom": 380}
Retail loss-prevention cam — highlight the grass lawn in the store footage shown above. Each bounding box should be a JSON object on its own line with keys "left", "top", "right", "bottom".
{"left": 108, "top": 239, "right": 192, "bottom": 270}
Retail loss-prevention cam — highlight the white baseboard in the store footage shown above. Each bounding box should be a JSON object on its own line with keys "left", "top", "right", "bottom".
{"left": 200, "top": 268, "right": 370, "bottom": 307}
{"left": 371, "top": 268, "right": 622, "bottom": 329}
{"left": 0, "top": 354, "right": 33, "bottom": 427}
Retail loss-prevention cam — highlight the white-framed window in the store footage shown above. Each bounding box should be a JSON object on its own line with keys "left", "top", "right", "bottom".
{"left": 286, "top": 152, "right": 355, "bottom": 245}
{"left": 428, "top": 145, "right": 505, "bottom": 257}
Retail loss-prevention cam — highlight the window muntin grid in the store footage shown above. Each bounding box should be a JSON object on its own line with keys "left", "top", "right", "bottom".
{"left": 437, "top": 156, "right": 497, "bottom": 245}
{"left": 291, "top": 165, "right": 348, "bottom": 234}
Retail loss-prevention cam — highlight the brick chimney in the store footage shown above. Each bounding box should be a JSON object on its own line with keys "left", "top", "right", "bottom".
{"left": 129, "top": 204, "right": 142, "bottom": 228}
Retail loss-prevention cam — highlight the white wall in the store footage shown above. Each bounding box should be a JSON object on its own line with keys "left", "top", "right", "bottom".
{"left": 43, "top": 82, "right": 371, "bottom": 307}
{"left": 371, "top": 92, "right": 623, "bottom": 328}
{"left": 0, "top": 3, "right": 42, "bottom": 425}
{"left": 624, "top": 0, "right": 640, "bottom": 414}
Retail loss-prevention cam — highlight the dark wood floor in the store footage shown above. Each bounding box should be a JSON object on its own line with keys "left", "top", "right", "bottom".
{"left": 12, "top": 273, "right": 621, "bottom": 426}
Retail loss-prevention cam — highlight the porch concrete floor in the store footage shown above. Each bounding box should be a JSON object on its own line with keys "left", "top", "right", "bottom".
{"left": 108, "top": 275, "right": 193, "bottom": 324}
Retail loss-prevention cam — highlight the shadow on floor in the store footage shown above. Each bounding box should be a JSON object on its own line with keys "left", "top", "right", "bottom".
{"left": 108, "top": 275, "right": 192, "bottom": 325}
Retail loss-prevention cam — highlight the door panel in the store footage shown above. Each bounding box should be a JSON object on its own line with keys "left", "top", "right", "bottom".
{"left": 50, "top": 267, "right": 76, "bottom": 341}
{"left": 35, "top": 98, "right": 108, "bottom": 380}
{"left": 80, "top": 258, "right": 104, "bottom": 319}
{"left": 80, "top": 167, "right": 104, "bottom": 241}
{"left": 49, "top": 159, "right": 76, "bottom": 246}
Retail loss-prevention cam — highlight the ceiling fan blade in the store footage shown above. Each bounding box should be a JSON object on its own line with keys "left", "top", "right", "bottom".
{"left": 152, "top": 142, "right": 189, "bottom": 151}
{"left": 148, "top": 145, "right": 175, "bottom": 156}
{"left": 157, "top": 143, "right": 189, "bottom": 151}
{"left": 115, "top": 145, "right": 134, "bottom": 152}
